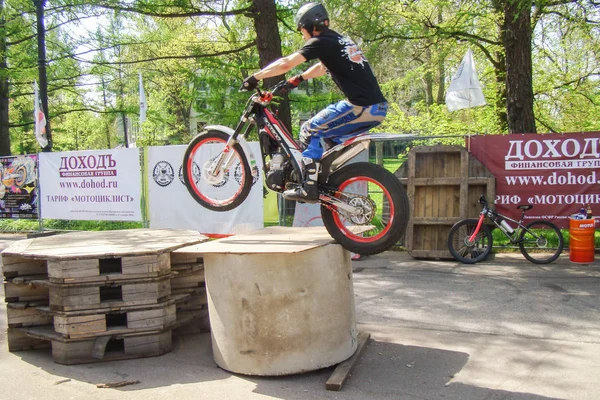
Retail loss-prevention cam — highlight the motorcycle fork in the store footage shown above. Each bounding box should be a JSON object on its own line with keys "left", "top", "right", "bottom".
{"left": 207, "top": 117, "right": 254, "bottom": 177}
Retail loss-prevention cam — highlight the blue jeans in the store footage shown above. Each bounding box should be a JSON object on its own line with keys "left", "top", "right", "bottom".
{"left": 300, "top": 100, "right": 388, "bottom": 160}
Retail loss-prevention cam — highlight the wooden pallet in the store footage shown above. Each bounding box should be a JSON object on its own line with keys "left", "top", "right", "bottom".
{"left": 21, "top": 325, "right": 172, "bottom": 365}
{"left": 45, "top": 302, "right": 177, "bottom": 339}
{"left": 47, "top": 275, "right": 172, "bottom": 311}
{"left": 2, "top": 229, "right": 210, "bottom": 363}
{"left": 395, "top": 145, "right": 495, "bottom": 259}
{"left": 46, "top": 252, "right": 172, "bottom": 283}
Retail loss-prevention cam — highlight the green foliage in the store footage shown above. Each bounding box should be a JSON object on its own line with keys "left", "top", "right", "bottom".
{"left": 0, "top": 219, "right": 143, "bottom": 232}
{"left": 1, "top": 0, "right": 598, "bottom": 155}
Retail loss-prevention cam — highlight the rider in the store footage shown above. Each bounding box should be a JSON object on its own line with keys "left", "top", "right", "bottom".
{"left": 242, "top": 2, "right": 388, "bottom": 201}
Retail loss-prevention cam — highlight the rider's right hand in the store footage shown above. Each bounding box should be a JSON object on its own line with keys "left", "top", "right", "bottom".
{"left": 241, "top": 75, "right": 259, "bottom": 91}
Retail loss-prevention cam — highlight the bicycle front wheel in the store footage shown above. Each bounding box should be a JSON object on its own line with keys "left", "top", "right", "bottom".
{"left": 447, "top": 219, "right": 493, "bottom": 264}
{"left": 518, "top": 220, "right": 564, "bottom": 264}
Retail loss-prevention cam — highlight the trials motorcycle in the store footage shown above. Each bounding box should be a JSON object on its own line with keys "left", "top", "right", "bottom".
{"left": 182, "top": 81, "right": 409, "bottom": 255}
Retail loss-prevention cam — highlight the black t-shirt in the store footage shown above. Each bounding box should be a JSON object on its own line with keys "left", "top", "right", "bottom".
{"left": 298, "top": 29, "right": 386, "bottom": 107}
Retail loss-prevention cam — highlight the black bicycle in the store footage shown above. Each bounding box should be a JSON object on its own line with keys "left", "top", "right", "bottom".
{"left": 447, "top": 195, "right": 564, "bottom": 264}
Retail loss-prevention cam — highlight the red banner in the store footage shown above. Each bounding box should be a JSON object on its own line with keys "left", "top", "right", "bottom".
{"left": 468, "top": 132, "right": 600, "bottom": 229}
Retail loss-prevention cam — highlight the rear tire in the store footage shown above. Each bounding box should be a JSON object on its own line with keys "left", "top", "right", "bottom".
{"left": 182, "top": 130, "right": 252, "bottom": 211}
{"left": 321, "top": 162, "right": 409, "bottom": 256}
{"left": 447, "top": 219, "right": 493, "bottom": 264}
{"left": 518, "top": 220, "right": 564, "bottom": 264}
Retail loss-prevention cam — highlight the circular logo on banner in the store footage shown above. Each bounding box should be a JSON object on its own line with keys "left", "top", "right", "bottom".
{"left": 179, "top": 162, "right": 201, "bottom": 185}
{"left": 153, "top": 161, "right": 175, "bottom": 187}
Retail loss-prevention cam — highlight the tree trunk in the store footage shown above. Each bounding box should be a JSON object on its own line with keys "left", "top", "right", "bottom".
{"left": 0, "top": 0, "right": 11, "bottom": 155}
{"left": 101, "top": 77, "right": 111, "bottom": 148}
{"left": 502, "top": 0, "right": 536, "bottom": 133}
{"left": 423, "top": 47, "right": 434, "bottom": 106}
{"left": 34, "top": 0, "right": 52, "bottom": 151}
{"left": 493, "top": 49, "right": 509, "bottom": 132}
{"left": 251, "top": 0, "right": 292, "bottom": 132}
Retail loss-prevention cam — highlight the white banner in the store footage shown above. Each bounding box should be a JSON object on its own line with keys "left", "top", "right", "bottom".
{"left": 146, "top": 145, "right": 264, "bottom": 235}
{"left": 39, "top": 148, "right": 143, "bottom": 221}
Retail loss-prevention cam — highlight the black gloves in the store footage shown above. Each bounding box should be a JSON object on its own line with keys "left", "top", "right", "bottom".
{"left": 241, "top": 75, "right": 259, "bottom": 91}
{"left": 286, "top": 75, "right": 305, "bottom": 89}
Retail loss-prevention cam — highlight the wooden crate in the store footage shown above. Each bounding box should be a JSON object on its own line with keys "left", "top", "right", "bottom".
{"left": 396, "top": 145, "right": 495, "bottom": 259}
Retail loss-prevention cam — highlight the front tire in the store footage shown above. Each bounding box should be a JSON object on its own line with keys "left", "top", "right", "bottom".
{"left": 182, "top": 130, "right": 252, "bottom": 211}
{"left": 321, "top": 163, "right": 409, "bottom": 256}
{"left": 518, "top": 220, "right": 564, "bottom": 264}
{"left": 447, "top": 219, "right": 493, "bottom": 264}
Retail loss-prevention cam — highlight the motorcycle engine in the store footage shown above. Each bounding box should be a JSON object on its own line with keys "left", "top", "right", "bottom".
{"left": 266, "top": 153, "right": 287, "bottom": 191}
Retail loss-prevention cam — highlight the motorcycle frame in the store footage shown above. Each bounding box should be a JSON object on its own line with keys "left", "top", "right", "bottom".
{"left": 211, "top": 88, "right": 377, "bottom": 189}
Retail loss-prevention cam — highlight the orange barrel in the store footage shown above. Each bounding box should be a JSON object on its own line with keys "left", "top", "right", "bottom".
{"left": 569, "top": 217, "right": 596, "bottom": 263}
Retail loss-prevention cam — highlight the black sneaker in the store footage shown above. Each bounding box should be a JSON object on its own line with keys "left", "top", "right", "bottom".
{"left": 283, "top": 180, "right": 319, "bottom": 202}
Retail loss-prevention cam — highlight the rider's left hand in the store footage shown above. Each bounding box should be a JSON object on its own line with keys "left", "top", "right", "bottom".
{"left": 286, "top": 75, "right": 305, "bottom": 90}
{"left": 241, "top": 75, "right": 259, "bottom": 91}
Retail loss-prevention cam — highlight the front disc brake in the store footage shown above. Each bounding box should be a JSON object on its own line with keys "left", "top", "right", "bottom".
{"left": 327, "top": 191, "right": 376, "bottom": 225}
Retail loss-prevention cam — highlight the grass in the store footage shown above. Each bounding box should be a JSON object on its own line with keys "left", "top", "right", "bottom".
{"left": 371, "top": 156, "right": 407, "bottom": 175}
{"left": 0, "top": 219, "right": 143, "bottom": 233}
{"left": 492, "top": 227, "right": 600, "bottom": 251}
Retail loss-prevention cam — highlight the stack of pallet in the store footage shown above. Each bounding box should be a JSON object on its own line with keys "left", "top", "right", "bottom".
{"left": 170, "top": 250, "right": 209, "bottom": 334}
{"left": 2, "top": 229, "right": 207, "bottom": 364}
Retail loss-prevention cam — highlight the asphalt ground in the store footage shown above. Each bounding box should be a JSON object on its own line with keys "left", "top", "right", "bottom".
{"left": 1, "top": 233, "right": 599, "bottom": 400}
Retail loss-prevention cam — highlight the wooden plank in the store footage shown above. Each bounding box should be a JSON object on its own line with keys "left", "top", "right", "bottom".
{"left": 7, "top": 327, "right": 51, "bottom": 352}
{"left": 4, "top": 279, "right": 50, "bottom": 302}
{"left": 7, "top": 302, "right": 53, "bottom": 327}
{"left": 121, "top": 253, "right": 170, "bottom": 275}
{"left": 326, "top": 332, "right": 371, "bottom": 391}
{"left": 1, "top": 229, "right": 207, "bottom": 260}
{"left": 405, "top": 150, "right": 416, "bottom": 251}
{"left": 178, "top": 226, "right": 340, "bottom": 255}
{"left": 54, "top": 314, "right": 106, "bottom": 338}
{"left": 171, "top": 270, "right": 205, "bottom": 289}
{"left": 1, "top": 256, "right": 47, "bottom": 278}
{"left": 48, "top": 259, "right": 100, "bottom": 280}
{"left": 170, "top": 252, "right": 204, "bottom": 266}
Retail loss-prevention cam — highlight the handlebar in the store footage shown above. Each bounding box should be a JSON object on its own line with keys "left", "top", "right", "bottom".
{"left": 479, "top": 195, "right": 488, "bottom": 207}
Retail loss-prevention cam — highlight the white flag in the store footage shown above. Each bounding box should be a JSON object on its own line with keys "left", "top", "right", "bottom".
{"left": 445, "top": 49, "right": 486, "bottom": 112}
{"left": 139, "top": 72, "right": 147, "bottom": 125}
{"left": 33, "top": 80, "right": 48, "bottom": 148}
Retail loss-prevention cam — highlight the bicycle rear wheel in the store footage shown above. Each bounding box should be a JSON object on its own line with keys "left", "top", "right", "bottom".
{"left": 518, "top": 220, "right": 564, "bottom": 264}
{"left": 447, "top": 219, "right": 493, "bottom": 264}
